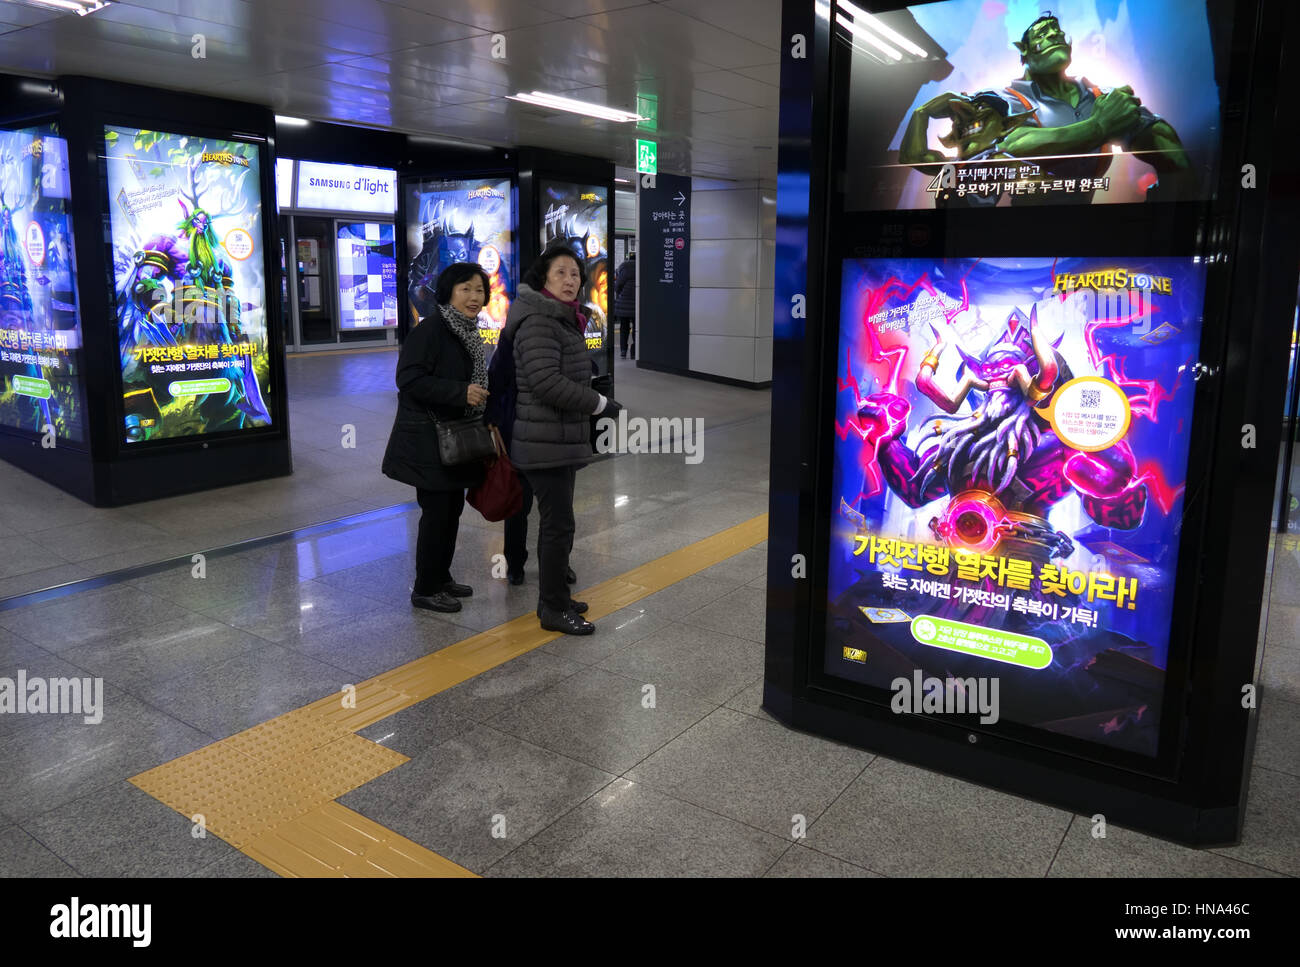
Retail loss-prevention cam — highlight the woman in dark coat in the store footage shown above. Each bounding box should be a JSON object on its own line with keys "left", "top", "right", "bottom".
{"left": 501, "top": 244, "right": 623, "bottom": 635}
{"left": 382, "top": 262, "right": 491, "bottom": 614}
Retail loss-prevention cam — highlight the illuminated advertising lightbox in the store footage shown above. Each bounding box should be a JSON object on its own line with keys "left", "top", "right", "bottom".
{"left": 296, "top": 161, "right": 395, "bottom": 214}
{"left": 539, "top": 179, "right": 608, "bottom": 358}
{"left": 405, "top": 177, "right": 514, "bottom": 348}
{"left": 0, "top": 122, "right": 86, "bottom": 443}
{"left": 827, "top": 257, "right": 1205, "bottom": 758}
{"left": 839, "top": 0, "right": 1223, "bottom": 210}
{"left": 337, "top": 222, "right": 397, "bottom": 329}
{"left": 104, "top": 125, "right": 272, "bottom": 443}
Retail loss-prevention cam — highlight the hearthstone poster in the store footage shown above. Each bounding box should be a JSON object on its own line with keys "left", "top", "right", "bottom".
{"left": 539, "top": 179, "right": 608, "bottom": 357}
{"left": 842, "top": 0, "right": 1222, "bottom": 209}
{"left": 405, "top": 177, "right": 514, "bottom": 348}
{"left": 827, "top": 256, "right": 1206, "bottom": 756}
{"left": 0, "top": 122, "right": 85, "bottom": 443}
{"left": 104, "top": 125, "right": 272, "bottom": 444}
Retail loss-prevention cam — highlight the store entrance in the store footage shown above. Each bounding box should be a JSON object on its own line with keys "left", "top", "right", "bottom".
{"left": 292, "top": 215, "right": 336, "bottom": 345}
{"left": 281, "top": 215, "right": 398, "bottom": 351}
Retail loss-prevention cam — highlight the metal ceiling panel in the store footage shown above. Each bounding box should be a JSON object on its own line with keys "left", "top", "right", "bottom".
{"left": 0, "top": 0, "right": 781, "bottom": 181}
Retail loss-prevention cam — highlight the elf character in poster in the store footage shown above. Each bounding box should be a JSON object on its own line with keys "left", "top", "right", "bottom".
{"left": 110, "top": 134, "right": 270, "bottom": 442}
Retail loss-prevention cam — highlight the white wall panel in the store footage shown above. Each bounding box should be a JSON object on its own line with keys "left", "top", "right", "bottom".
{"left": 690, "top": 335, "right": 757, "bottom": 382}
{"left": 690, "top": 287, "right": 758, "bottom": 338}
{"left": 691, "top": 238, "right": 759, "bottom": 287}
{"left": 691, "top": 187, "right": 759, "bottom": 239}
{"left": 754, "top": 337, "right": 773, "bottom": 383}
{"left": 615, "top": 189, "right": 636, "bottom": 234}
{"left": 758, "top": 238, "right": 775, "bottom": 290}
{"left": 754, "top": 287, "right": 775, "bottom": 338}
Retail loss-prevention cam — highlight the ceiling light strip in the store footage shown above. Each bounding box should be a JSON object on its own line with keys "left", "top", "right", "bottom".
{"left": 837, "top": 0, "right": 927, "bottom": 57}
{"left": 834, "top": 12, "right": 902, "bottom": 62}
{"left": 507, "top": 91, "right": 646, "bottom": 123}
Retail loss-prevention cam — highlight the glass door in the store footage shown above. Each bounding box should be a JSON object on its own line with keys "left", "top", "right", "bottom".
{"left": 293, "top": 215, "right": 337, "bottom": 345}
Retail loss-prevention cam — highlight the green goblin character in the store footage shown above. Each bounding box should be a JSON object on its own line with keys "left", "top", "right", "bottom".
{"left": 899, "top": 91, "right": 1034, "bottom": 206}
{"left": 902, "top": 12, "right": 1194, "bottom": 202}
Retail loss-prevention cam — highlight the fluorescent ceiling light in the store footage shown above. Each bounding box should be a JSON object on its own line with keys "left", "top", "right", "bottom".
{"left": 835, "top": 12, "right": 901, "bottom": 61}
{"left": 837, "top": 0, "right": 927, "bottom": 58}
{"left": 275, "top": 115, "right": 310, "bottom": 126}
{"left": 614, "top": 178, "right": 632, "bottom": 184}
{"left": 507, "top": 91, "right": 646, "bottom": 123}
{"left": 13, "top": 0, "right": 109, "bottom": 14}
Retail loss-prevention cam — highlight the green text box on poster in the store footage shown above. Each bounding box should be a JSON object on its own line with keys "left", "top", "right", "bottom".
{"left": 168, "top": 378, "right": 231, "bottom": 398}
{"left": 910, "top": 615, "right": 1052, "bottom": 669}
{"left": 11, "top": 375, "right": 51, "bottom": 399}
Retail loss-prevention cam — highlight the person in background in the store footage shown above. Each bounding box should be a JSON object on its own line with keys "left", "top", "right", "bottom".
{"left": 613, "top": 254, "right": 636, "bottom": 358}
{"left": 382, "top": 262, "right": 490, "bottom": 614}
{"left": 501, "top": 243, "right": 624, "bottom": 635}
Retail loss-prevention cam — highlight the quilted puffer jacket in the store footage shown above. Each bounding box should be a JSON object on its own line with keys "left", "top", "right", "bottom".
{"left": 501, "top": 284, "right": 602, "bottom": 470}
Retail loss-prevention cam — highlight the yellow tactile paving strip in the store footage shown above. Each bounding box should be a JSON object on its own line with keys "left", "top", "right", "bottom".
{"left": 129, "top": 513, "right": 769, "bottom": 877}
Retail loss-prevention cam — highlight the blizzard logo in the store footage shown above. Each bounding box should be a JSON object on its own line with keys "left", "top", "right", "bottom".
{"left": 0, "top": 670, "right": 103, "bottom": 724}
{"left": 49, "top": 898, "right": 151, "bottom": 947}
{"left": 890, "top": 670, "right": 999, "bottom": 724}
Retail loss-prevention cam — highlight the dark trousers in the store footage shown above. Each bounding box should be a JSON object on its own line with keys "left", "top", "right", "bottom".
{"left": 527, "top": 465, "right": 577, "bottom": 613}
{"left": 617, "top": 316, "right": 634, "bottom": 355}
{"left": 504, "top": 471, "right": 534, "bottom": 574}
{"left": 414, "top": 488, "right": 465, "bottom": 595}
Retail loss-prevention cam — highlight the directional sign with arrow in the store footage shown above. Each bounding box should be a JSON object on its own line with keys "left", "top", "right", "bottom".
{"left": 673, "top": 191, "right": 686, "bottom": 207}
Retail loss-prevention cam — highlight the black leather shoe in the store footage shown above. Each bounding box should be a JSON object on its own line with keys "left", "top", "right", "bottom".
{"left": 411, "top": 591, "right": 461, "bottom": 613}
{"left": 539, "top": 608, "right": 594, "bottom": 636}
{"left": 441, "top": 582, "right": 473, "bottom": 597}
{"left": 565, "top": 567, "right": 577, "bottom": 584}
{"left": 508, "top": 570, "right": 525, "bottom": 586}
{"left": 537, "top": 600, "right": 588, "bottom": 619}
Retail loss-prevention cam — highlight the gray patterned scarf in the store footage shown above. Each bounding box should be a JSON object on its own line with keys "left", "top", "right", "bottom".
{"left": 439, "top": 302, "right": 488, "bottom": 416}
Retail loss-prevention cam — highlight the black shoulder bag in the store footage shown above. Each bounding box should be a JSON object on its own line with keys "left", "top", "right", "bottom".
{"left": 434, "top": 412, "right": 496, "bottom": 466}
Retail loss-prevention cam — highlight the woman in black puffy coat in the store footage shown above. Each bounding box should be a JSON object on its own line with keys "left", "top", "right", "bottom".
{"left": 500, "top": 244, "right": 624, "bottom": 635}
{"left": 382, "top": 262, "right": 490, "bottom": 614}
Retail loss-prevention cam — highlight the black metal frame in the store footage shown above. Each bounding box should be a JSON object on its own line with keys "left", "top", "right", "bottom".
{"left": 394, "top": 167, "right": 518, "bottom": 347}
{"left": 517, "top": 149, "right": 616, "bottom": 385}
{"left": 0, "top": 74, "right": 294, "bottom": 505}
{"left": 764, "top": 0, "right": 1300, "bottom": 845}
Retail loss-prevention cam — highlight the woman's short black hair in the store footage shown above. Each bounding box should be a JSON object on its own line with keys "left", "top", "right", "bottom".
{"left": 434, "top": 261, "right": 492, "bottom": 307}
{"left": 523, "top": 243, "right": 586, "bottom": 292}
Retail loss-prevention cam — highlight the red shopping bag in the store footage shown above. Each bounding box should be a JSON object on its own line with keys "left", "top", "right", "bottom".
{"left": 468, "top": 426, "right": 523, "bottom": 522}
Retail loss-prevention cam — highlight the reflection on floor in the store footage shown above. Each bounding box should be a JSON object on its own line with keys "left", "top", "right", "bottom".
{"left": 0, "top": 350, "right": 1295, "bottom": 877}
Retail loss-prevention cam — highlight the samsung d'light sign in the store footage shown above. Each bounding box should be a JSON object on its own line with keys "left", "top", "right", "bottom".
{"left": 295, "top": 161, "right": 397, "bottom": 214}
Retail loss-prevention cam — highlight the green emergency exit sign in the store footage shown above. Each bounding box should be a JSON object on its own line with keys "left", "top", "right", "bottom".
{"left": 636, "top": 139, "right": 657, "bottom": 175}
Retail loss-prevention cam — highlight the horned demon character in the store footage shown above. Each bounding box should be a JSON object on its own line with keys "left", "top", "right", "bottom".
{"left": 855, "top": 306, "right": 1148, "bottom": 565}
{"left": 408, "top": 204, "right": 512, "bottom": 327}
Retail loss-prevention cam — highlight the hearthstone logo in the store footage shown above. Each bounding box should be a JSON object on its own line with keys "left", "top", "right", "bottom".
{"left": 580, "top": 192, "right": 602, "bottom": 203}
{"left": 1053, "top": 269, "right": 1172, "bottom": 294}
{"left": 468, "top": 186, "right": 505, "bottom": 200}
{"left": 200, "top": 151, "right": 250, "bottom": 168}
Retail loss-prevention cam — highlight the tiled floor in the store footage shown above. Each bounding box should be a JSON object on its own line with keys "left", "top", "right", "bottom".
{"left": 0, "top": 350, "right": 1296, "bottom": 877}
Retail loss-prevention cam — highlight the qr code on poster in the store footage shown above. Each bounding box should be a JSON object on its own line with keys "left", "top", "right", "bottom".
{"left": 1080, "top": 389, "right": 1101, "bottom": 408}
